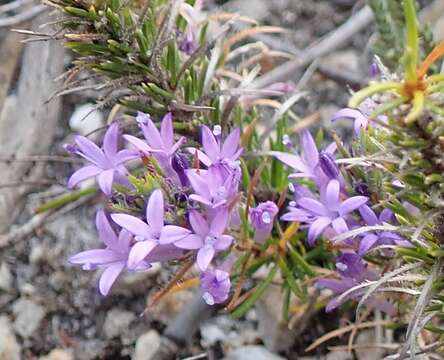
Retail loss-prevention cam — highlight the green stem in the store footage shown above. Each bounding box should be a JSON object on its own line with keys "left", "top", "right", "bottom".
{"left": 403, "top": 0, "right": 419, "bottom": 83}
{"left": 34, "top": 186, "right": 97, "bottom": 213}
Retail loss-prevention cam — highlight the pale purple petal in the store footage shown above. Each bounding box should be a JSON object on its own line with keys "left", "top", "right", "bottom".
{"left": 220, "top": 128, "right": 240, "bottom": 159}
{"left": 210, "top": 208, "right": 228, "bottom": 235}
{"left": 339, "top": 196, "right": 368, "bottom": 216}
{"left": 111, "top": 214, "right": 152, "bottom": 239}
{"left": 127, "top": 240, "right": 157, "bottom": 269}
{"left": 281, "top": 208, "right": 312, "bottom": 222}
{"left": 124, "top": 134, "right": 157, "bottom": 155}
{"left": 185, "top": 148, "right": 212, "bottom": 167}
{"left": 359, "top": 233, "right": 379, "bottom": 255}
{"left": 75, "top": 136, "right": 107, "bottom": 167}
{"left": 159, "top": 225, "right": 191, "bottom": 244}
{"left": 307, "top": 217, "right": 331, "bottom": 246}
{"left": 325, "top": 142, "right": 337, "bottom": 155}
{"left": 189, "top": 194, "right": 214, "bottom": 206}
{"left": 298, "top": 198, "right": 328, "bottom": 216}
{"left": 140, "top": 117, "right": 163, "bottom": 149}
{"left": 146, "top": 244, "right": 186, "bottom": 262}
{"left": 114, "top": 149, "right": 140, "bottom": 165}
{"left": 69, "top": 249, "right": 122, "bottom": 265}
{"left": 103, "top": 123, "right": 119, "bottom": 157}
{"left": 160, "top": 112, "right": 174, "bottom": 148}
{"left": 201, "top": 125, "right": 220, "bottom": 162}
{"left": 96, "top": 209, "right": 118, "bottom": 249}
{"left": 358, "top": 205, "right": 378, "bottom": 226}
{"left": 332, "top": 217, "right": 349, "bottom": 235}
{"left": 214, "top": 235, "right": 233, "bottom": 250}
{"left": 169, "top": 137, "right": 185, "bottom": 155}
{"left": 324, "top": 179, "right": 340, "bottom": 211}
{"left": 332, "top": 108, "right": 368, "bottom": 135}
{"left": 197, "top": 246, "right": 215, "bottom": 270}
{"left": 189, "top": 210, "right": 209, "bottom": 236}
{"left": 186, "top": 170, "right": 211, "bottom": 198}
{"left": 99, "top": 262, "right": 125, "bottom": 296}
{"left": 379, "top": 208, "right": 395, "bottom": 223}
{"left": 96, "top": 169, "right": 114, "bottom": 196}
{"left": 118, "top": 229, "right": 133, "bottom": 251}
{"left": 146, "top": 189, "right": 164, "bottom": 235}
{"left": 67, "top": 165, "right": 101, "bottom": 189}
{"left": 273, "top": 152, "right": 307, "bottom": 173}
{"left": 174, "top": 234, "right": 203, "bottom": 249}
{"left": 301, "top": 130, "right": 318, "bottom": 166}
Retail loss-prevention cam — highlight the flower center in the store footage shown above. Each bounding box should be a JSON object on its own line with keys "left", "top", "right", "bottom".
{"left": 261, "top": 211, "right": 271, "bottom": 224}
{"left": 205, "top": 235, "right": 218, "bottom": 246}
{"left": 336, "top": 262, "right": 348, "bottom": 271}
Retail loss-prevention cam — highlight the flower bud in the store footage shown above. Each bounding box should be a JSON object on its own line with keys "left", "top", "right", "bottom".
{"left": 319, "top": 151, "right": 339, "bottom": 179}
{"left": 249, "top": 201, "right": 279, "bottom": 243}
{"left": 171, "top": 153, "right": 190, "bottom": 186}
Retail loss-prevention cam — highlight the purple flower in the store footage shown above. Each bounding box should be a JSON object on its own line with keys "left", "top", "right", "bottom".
{"left": 319, "top": 151, "right": 340, "bottom": 179}
{"left": 335, "top": 253, "right": 369, "bottom": 281}
{"left": 273, "top": 130, "right": 337, "bottom": 187}
{"left": 124, "top": 112, "right": 184, "bottom": 182}
{"left": 200, "top": 269, "right": 231, "bottom": 305}
{"left": 162, "top": 208, "right": 233, "bottom": 270}
{"left": 111, "top": 189, "right": 190, "bottom": 269}
{"left": 282, "top": 179, "right": 368, "bottom": 246}
{"left": 69, "top": 209, "right": 149, "bottom": 296}
{"left": 171, "top": 152, "right": 190, "bottom": 186}
{"left": 186, "top": 166, "right": 240, "bottom": 209}
{"left": 249, "top": 201, "right": 279, "bottom": 243}
{"left": 357, "top": 205, "right": 411, "bottom": 255}
{"left": 179, "top": 26, "right": 198, "bottom": 55}
{"left": 188, "top": 126, "right": 243, "bottom": 170}
{"left": 332, "top": 108, "right": 368, "bottom": 136}
{"left": 67, "top": 123, "right": 138, "bottom": 196}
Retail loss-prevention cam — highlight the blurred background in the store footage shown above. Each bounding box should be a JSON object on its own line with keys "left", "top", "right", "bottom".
{"left": 0, "top": 0, "right": 444, "bottom": 359}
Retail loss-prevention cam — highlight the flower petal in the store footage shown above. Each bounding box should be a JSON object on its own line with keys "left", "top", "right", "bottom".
{"left": 197, "top": 246, "right": 215, "bottom": 270}
{"left": 359, "top": 233, "right": 379, "bottom": 255}
{"left": 160, "top": 112, "right": 174, "bottom": 148}
{"left": 298, "top": 198, "right": 328, "bottom": 216}
{"left": 185, "top": 147, "right": 212, "bottom": 167}
{"left": 99, "top": 262, "right": 125, "bottom": 296}
{"left": 146, "top": 189, "right": 164, "bottom": 235}
{"left": 69, "top": 249, "right": 121, "bottom": 265}
{"left": 159, "top": 225, "right": 191, "bottom": 244}
{"left": 103, "top": 122, "right": 119, "bottom": 157}
{"left": 324, "top": 179, "right": 340, "bottom": 211}
{"left": 75, "top": 135, "right": 107, "bottom": 167}
{"left": 96, "top": 169, "right": 114, "bottom": 196}
{"left": 301, "top": 130, "right": 318, "bottom": 166}
{"left": 174, "top": 234, "right": 203, "bottom": 249}
{"left": 272, "top": 152, "right": 307, "bottom": 173}
{"left": 96, "top": 209, "right": 118, "bottom": 248}
{"left": 358, "top": 205, "right": 378, "bottom": 226}
{"left": 146, "top": 244, "right": 186, "bottom": 262}
{"left": 111, "top": 214, "right": 152, "bottom": 239}
{"left": 186, "top": 170, "right": 211, "bottom": 198}
{"left": 188, "top": 210, "right": 209, "bottom": 236}
{"left": 210, "top": 207, "right": 228, "bottom": 235}
{"left": 307, "top": 217, "right": 331, "bottom": 246}
{"left": 140, "top": 116, "right": 163, "bottom": 149}
{"left": 214, "top": 235, "right": 233, "bottom": 250}
{"left": 67, "top": 165, "right": 101, "bottom": 189}
{"left": 201, "top": 125, "right": 220, "bottom": 162}
{"left": 114, "top": 149, "right": 139, "bottom": 165}
{"left": 189, "top": 194, "right": 214, "bottom": 206}
{"left": 332, "top": 217, "right": 349, "bottom": 235}
{"left": 127, "top": 240, "right": 157, "bottom": 269}
{"left": 339, "top": 196, "right": 368, "bottom": 216}
{"left": 123, "top": 134, "right": 157, "bottom": 154}
{"left": 221, "top": 128, "right": 240, "bottom": 159}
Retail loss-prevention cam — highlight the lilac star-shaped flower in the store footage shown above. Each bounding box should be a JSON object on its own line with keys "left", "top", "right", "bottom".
{"left": 162, "top": 208, "right": 233, "bottom": 270}
{"left": 357, "top": 205, "right": 411, "bottom": 255}
{"left": 282, "top": 179, "right": 368, "bottom": 246}
{"left": 200, "top": 268, "right": 231, "bottom": 305}
{"left": 67, "top": 123, "right": 138, "bottom": 196}
{"left": 111, "top": 189, "right": 190, "bottom": 269}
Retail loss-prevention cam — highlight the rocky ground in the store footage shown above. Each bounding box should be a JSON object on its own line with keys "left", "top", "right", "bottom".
{"left": 1, "top": 0, "right": 444, "bottom": 359}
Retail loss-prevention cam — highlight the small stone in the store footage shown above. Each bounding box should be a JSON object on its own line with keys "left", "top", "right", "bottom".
{"left": 39, "top": 349, "right": 74, "bottom": 360}
{"left": 0, "top": 315, "right": 21, "bottom": 360}
{"left": 223, "top": 345, "right": 286, "bottom": 360}
{"left": 12, "top": 298, "right": 46, "bottom": 338}
{"left": 325, "top": 350, "right": 353, "bottom": 360}
{"left": 200, "top": 322, "right": 227, "bottom": 347}
{"left": 133, "top": 330, "right": 161, "bottom": 360}
{"left": 103, "top": 308, "right": 136, "bottom": 339}
{"left": 69, "top": 103, "right": 104, "bottom": 138}
{"left": 29, "top": 244, "right": 47, "bottom": 266}
{"left": 0, "top": 262, "right": 13, "bottom": 291}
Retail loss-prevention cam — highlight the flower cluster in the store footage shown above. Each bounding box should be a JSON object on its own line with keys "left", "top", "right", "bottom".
{"left": 67, "top": 113, "right": 242, "bottom": 303}
{"left": 275, "top": 124, "right": 411, "bottom": 312}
